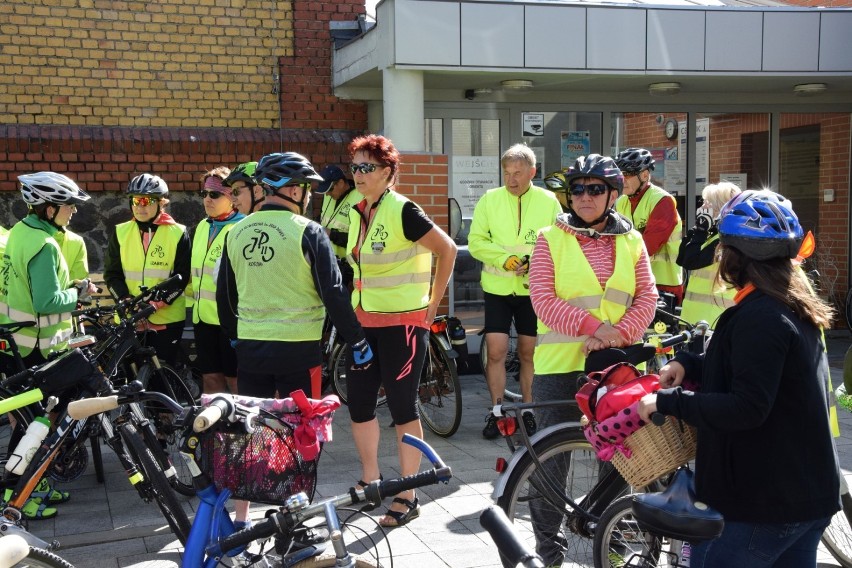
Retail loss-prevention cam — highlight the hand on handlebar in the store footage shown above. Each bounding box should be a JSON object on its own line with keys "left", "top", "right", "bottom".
{"left": 73, "top": 279, "right": 99, "bottom": 303}
{"left": 350, "top": 338, "right": 374, "bottom": 371}
{"left": 658, "top": 360, "right": 686, "bottom": 388}
{"left": 637, "top": 393, "right": 658, "bottom": 422}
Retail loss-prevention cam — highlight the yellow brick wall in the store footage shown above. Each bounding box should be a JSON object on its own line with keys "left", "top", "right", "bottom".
{"left": 0, "top": 0, "right": 293, "bottom": 128}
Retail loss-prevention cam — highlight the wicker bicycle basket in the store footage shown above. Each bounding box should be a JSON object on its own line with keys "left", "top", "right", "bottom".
{"left": 195, "top": 411, "right": 320, "bottom": 505}
{"left": 610, "top": 415, "right": 697, "bottom": 488}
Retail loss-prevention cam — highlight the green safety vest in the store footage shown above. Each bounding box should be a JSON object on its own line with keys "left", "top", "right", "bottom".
{"left": 616, "top": 184, "right": 683, "bottom": 287}
{"left": 320, "top": 189, "right": 362, "bottom": 258}
{"left": 680, "top": 234, "right": 736, "bottom": 327}
{"left": 190, "top": 219, "right": 237, "bottom": 326}
{"left": 0, "top": 220, "right": 74, "bottom": 357}
{"left": 469, "top": 186, "right": 561, "bottom": 296}
{"left": 225, "top": 211, "right": 325, "bottom": 341}
{"left": 115, "top": 221, "right": 186, "bottom": 325}
{"left": 347, "top": 191, "right": 432, "bottom": 313}
{"left": 533, "top": 228, "right": 645, "bottom": 375}
{"left": 55, "top": 229, "right": 89, "bottom": 282}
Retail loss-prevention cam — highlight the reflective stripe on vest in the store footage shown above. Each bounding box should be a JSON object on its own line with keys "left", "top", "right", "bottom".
{"left": 616, "top": 184, "right": 683, "bottom": 287}
{"left": 320, "top": 189, "right": 361, "bottom": 258}
{"left": 473, "top": 186, "right": 561, "bottom": 296}
{"left": 190, "top": 219, "right": 235, "bottom": 325}
{"left": 533, "top": 228, "right": 644, "bottom": 375}
{"left": 226, "top": 211, "right": 325, "bottom": 341}
{"left": 349, "top": 191, "right": 432, "bottom": 313}
{"left": 0, "top": 220, "right": 73, "bottom": 358}
{"left": 115, "top": 221, "right": 187, "bottom": 325}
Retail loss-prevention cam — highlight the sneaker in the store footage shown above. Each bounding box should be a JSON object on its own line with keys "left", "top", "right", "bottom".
{"left": 482, "top": 412, "right": 500, "bottom": 439}
{"left": 521, "top": 412, "right": 537, "bottom": 436}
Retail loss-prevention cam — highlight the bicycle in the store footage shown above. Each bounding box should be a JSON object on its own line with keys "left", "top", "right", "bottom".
{"left": 67, "top": 390, "right": 454, "bottom": 568}
{"left": 480, "top": 505, "right": 545, "bottom": 568}
{"left": 0, "top": 534, "right": 74, "bottom": 568}
{"left": 491, "top": 327, "right": 707, "bottom": 568}
{"left": 328, "top": 315, "right": 463, "bottom": 438}
{"left": 479, "top": 324, "right": 522, "bottom": 402}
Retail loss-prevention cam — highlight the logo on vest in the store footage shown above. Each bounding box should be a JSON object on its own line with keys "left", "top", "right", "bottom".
{"left": 524, "top": 229, "right": 537, "bottom": 245}
{"left": 371, "top": 224, "right": 388, "bottom": 241}
{"left": 242, "top": 229, "right": 275, "bottom": 264}
{"left": 150, "top": 244, "right": 166, "bottom": 259}
{"left": 209, "top": 243, "right": 222, "bottom": 261}
{"left": 371, "top": 241, "right": 385, "bottom": 254}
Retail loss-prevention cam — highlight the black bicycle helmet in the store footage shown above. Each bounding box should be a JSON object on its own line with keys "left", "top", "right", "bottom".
{"left": 614, "top": 148, "right": 655, "bottom": 175}
{"left": 19, "top": 172, "right": 91, "bottom": 206}
{"left": 254, "top": 152, "right": 324, "bottom": 191}
{"left": 565, "top": 154, "right": 624, "bottom": 193}
{"left": 718, "top": 190, "right": 803, "bottom": 261}
{"left": 127, "top": 173, "right": 169, "bottom": 197}
{"left": 223, "top": 161, "right": 257, "bottom": 188}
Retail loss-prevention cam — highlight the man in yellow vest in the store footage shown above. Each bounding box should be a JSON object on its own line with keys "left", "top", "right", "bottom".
{"left": 528, "top": 154, "right": 657, "bottom": 566}
{"left": 317, "top": 165, "right": 360, "bottom": 288}
{"left": 615, "top": 147, "right": 684, "bottom": 305}
{"left": 224, "top": 162, "right": 266, "bottom": 216}
{"left": 469, "top": 143, "right": 562, "bottom": 438}
{"left": 677, "top": 181, "right": 741, "bottom": 328}
{"left": 217, "top": 152, "right": 373, "bottom": 401}
{"left": 103, "top": 173, "right": 190, "bottom": 366}
{"left": 190, "top": 167, "right": 245, "bottom": 395}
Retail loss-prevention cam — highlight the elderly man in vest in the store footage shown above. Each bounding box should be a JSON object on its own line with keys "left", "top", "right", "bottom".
{"left": 469, "top": 143, "right": 562, "bottom": 438}
{"left": 615, "top": 147, "right": 684, "bottom": 305}
{"left": 528, "top": 155, "right": 657, "bottom": 566}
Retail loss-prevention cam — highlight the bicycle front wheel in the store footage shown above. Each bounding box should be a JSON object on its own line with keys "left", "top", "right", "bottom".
{"left": 12, "top": 547, "right": 76, "bottom": 568}
{"left": 330, "top": 342, "right": 387, "bottom": 408}
{"left": 417, "top": 335, "right": 462, "bottom": 438}
{"left": 496, "top": 428, "right": 605, "bottom": 568}
{"left": 593, "top": 494, "right": 673, "bottom": 568}
{"left": 822, "top": 482, "right": 852, "bottom": 568}
{"left": 119, "top": 420, "right": 191, "bottom": 545}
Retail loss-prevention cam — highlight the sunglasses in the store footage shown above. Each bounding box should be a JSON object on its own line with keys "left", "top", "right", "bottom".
{"left": 199, "top": 190, "right": 227, "bottom": 199}
{"left": 569, "top": 183, "right": 609, "bottom": 197}
{"left": 350, "top": 163, "right": 382, "bottom": 175}
{"left": 131, "top": 196, "right": 158, "bottom": 207}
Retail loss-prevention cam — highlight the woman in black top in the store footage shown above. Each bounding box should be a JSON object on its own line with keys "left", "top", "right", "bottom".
{"left": 639, "top": 190, "right": 840, "bottom": 568}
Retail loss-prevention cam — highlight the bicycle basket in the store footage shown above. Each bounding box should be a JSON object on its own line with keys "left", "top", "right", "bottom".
{"left": 195, "top": 411, "right": 320, "bottom": 504}
{"left": 610, "top": 415, "right": 697, "bottom": 488}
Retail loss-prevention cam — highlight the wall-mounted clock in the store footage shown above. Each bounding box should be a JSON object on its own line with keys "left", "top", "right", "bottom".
{"left": 664, "top": 118, "right": 679, "bottom": 140}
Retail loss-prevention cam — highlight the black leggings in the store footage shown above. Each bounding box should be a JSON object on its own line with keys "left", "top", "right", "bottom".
{"left": 347, "top": 325, "right": 428, "bottom": 425}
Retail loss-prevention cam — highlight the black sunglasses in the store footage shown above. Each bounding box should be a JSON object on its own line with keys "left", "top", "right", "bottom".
{"left": 569, "top": 183, "right": 609, "bottom": 197}
{"left": 199, "top": 190, "right": 227, "bottom": 199}
{"left": 350, "top": 163, "right": 382, "bottom": 175}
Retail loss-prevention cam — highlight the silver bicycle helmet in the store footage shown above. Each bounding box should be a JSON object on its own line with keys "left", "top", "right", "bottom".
{"left": 614, "top": 148, "right": 656, "bottom": 175}
{"left": 18, "top": 172, "right": 91, "bottom": 206}
{"left": 127, "top": 173, "right": 169, "bottom": 197}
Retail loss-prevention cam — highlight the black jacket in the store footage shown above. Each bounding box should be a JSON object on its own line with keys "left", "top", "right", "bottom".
{"left": 657, "top": 290, "right": 840, "bottom": 523}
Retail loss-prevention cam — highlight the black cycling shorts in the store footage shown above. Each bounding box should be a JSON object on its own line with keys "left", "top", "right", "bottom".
{"left": 193, "top": 321, "right": 238, "bottom": 376}
{"left": 483, "top": 292, "right": 537, "bottom": 337}
{"left": 347, "top": 325, "right": 428, "bottom": 425}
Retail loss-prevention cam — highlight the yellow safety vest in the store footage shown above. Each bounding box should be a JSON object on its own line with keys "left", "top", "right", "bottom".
{"left": 225, "top": 211, "right": 325, "bottom": 341}
{"left": 680, "top": 234, "right": 736, "bottom": 328}
{"left": 348, "top": 191, "right": 432, "bottom": 314}
{"left": 115, "top": 221, "right": 186, "bottom": 325}
{"left": 54, "top": 229, "right": 89, "bottom": 282}
{"left": 533, "top": 228, "right": 644, "bottom": 375}
{"left": 320, "top": 189, "right": 362, "bottom": 259}
{"left": 0, "top": 219, "right": 74, "bottom": 357}
{"left": 469, "top": 186, "right": 562, "bottom": 297}
{"left": 616, "top": 184, "right": 683, "bottom": 287}
{"left": 190, "top": 220, "right": 237, "bottom": 326}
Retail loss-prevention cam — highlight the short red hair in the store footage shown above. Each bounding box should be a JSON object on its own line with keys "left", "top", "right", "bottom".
{"left": 348, "top": 134, "right": 400, "bottom": 180}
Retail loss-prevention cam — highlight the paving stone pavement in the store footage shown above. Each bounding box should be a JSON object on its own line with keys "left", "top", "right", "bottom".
{"left": 26, "top": 333, "right": 852, "bottom": 567}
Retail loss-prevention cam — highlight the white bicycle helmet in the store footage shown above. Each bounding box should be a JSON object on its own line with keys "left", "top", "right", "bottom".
{"left": 18, "top": 172, "right": 91, "bottom": 206}
{"left": 127, "top": 173, "right": 169, "bottom": 197}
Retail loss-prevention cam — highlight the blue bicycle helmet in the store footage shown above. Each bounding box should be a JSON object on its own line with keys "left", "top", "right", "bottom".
{"left": 718, "top": 190, "right": 803, "bottom": 261}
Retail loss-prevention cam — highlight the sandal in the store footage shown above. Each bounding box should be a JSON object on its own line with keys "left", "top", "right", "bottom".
{"left": 2, "top": 489, "right": 57, "bottom": 520}
{"left": 378, "top": 496, "right": 419, "bottom": 528}
{"left": 31, "top": 478, "right": 70, "bottom": 504}
{"left": 355, "top": 474, "right": 383, "bottom": 491}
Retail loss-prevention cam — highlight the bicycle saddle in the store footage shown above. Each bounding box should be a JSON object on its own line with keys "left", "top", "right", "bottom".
{"left": 631, "top": 467, "right": 725, "bottom": 542}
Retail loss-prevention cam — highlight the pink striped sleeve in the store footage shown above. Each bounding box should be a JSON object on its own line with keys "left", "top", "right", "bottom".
{"left": 529, "top": 233, "right": 598, "bottom": 336}
{"left": 614, "top": 245, "right": 658, "bottom": 342}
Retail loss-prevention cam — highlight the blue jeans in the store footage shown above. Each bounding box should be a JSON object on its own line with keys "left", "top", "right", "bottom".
{"left": 689, "top": 516, "right": 832, "bottom": 568}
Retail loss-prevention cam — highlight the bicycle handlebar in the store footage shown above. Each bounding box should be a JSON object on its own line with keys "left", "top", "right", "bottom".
{"left": 67, "top": 389, "right": 185, "bottom": 420}
{"left": 212, "top": 435, "right": 452, "bottom": 557}
{"left": 193, "top": 396, "right": 235, "bottom": 432}
{"left": 480, "top": 506, "right": 545, "bottom": 568}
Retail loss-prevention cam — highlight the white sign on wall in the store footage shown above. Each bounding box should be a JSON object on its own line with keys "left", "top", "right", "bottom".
{"left": 720, "top": 173, "right": 747, "bottom": 190}
{"left": 451, "top": 155, "right": 501, "bottom": 217}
